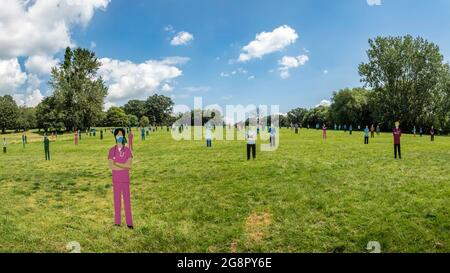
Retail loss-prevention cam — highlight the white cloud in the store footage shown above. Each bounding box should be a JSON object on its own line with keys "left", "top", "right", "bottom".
{"left": 90, "top": 41, "right": 97, "bottom": 48}
{"left": 220, "top": 72, "right": 230, "bottom": 77}
{"left": 0, "top": 0, "right": 110, "bottom": 59}
{"left": 161, "top": 83, "right": 173, "bottom": 92}
{"left": 278, "top": 54, "right": 309, "bottom": 79}
{"left": 171, "top": 31, "right": 194, "bottom": 46}
{"left": 0, "top": 58, "right": 27, "bottom": 94}
{"left": 13, "top": 89, "right": 44, "bottom": 107}
{"left": 24, "top": 55, "right": 59, "bottom": 76}
{"left": 323, "top": 70, "right": 329, "bottom": 75}
{"left": 238, "top": 25, "right": 298, "bottom": 62}
{"left": 26, "top": 74, "right": 42, "bottom": 91}
{"left": 13, "top": 73, "right": 45, "bottom": 107}
{"left": 98, "top": 57, "right": 186, "bottom": 104}
{"left": 279, "top": 55, "right": 309, "bottom": 68}
{"left": 367, "top": 0, "right": 381, "bottom": 6}
{"left": 0, "top": 0, "right": 109, "bottom": 105}
{"left": 279, "top": 70, "right": 290, "bottom": 79}
{"left": 103, "top": 101, "right": 116, "bottom": 111}
{"left": 316, "top": 100, "right": 331, "bottom": 108}
{"left": 248, "top": 75, "right": 255, "bottom": 80}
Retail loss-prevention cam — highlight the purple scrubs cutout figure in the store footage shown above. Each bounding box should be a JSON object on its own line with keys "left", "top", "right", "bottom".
{"left": 430, "top": 126, "right": 435, "bottom": 142}
{"left": 393, "top": 121, "right": 402, "bottom": 159}
{"left": 108, "top": 128, "right": 134, "bottom": 229}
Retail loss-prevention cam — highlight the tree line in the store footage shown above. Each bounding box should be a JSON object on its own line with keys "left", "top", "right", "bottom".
{"left": 286, "top": 35, "right": 450, "bottom": 133}
{"left": 1, "top": 35, "right": 449, "bottom": 134}
{"left": 0, "top": 47, "right": 176, "bottom": 133}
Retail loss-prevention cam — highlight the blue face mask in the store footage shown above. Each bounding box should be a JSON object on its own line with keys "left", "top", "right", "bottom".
{"left": 116, "top": 136, "right": 124, "bottom": 143}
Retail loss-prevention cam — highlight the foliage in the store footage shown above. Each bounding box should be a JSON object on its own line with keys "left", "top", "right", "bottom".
{"left": 359, "top": 35, "right": 449, "bottom": 130}
{"left": 0, "top": 95, "right": 19, "bottom": 133}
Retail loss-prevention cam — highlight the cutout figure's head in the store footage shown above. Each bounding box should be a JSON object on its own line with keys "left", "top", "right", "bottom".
{"left": 114, "top": 128, "right": 127, "bottom": 145}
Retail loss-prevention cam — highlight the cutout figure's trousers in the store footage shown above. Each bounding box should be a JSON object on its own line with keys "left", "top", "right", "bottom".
{"left": 394, "top": 144, "right": 401, "bottom": 159}
{"left": 247, "top": 144, "right": 256, "bottom": 160}
{"left": 113, "top": 181, "right": 133, "bottom": 226}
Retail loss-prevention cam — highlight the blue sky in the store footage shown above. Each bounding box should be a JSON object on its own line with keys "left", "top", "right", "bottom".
{"left": 2, "top": 0, "right": 450, "bottom": 113}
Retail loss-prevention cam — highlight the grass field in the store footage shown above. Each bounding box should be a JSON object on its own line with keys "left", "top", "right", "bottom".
{"left": 0, "top": 128, "right": 449, "bottom": 253}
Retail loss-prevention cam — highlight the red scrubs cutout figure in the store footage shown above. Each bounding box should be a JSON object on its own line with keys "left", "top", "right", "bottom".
{"left": 393, "top": 121, "right": 402, "bottom": 159}
{"left": 322, "top": 124, "right": 327, "bottom": 139}
{"left": 128, "top": 129, "right": 134, "bottom": 151}
{"left": 108, "top": 128, "right": 134, "bottom": 229}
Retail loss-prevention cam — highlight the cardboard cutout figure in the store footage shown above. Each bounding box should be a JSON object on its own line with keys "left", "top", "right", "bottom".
{"left": 44, "top": 134, "right": 50, "bottom": 161}
{"left": 393, "top": 121, "right": 402, "bottom": 159}
{"left": 108, "top": 128, "right": 134, "bottom": 229}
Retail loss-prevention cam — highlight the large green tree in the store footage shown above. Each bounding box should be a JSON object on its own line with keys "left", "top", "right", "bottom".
{"left": 50, "top": 47, "right": 108, "bottom": 131}
{"left": 144, "top": 94, "right": 174, "bottom": 126}
{"left": 330, "top": 88, "right": 372, "bottom": 127}
{"left": 287, "top": 108, "right": 308, "bottom": 126}
{"left": 139, "top": 116, "right": 150, "bottom": 128}
{"left": 427, "top": 63, "right": 450, "bottom": 133}
{"left": 303, "top": 106, "right": 331, "bottom": 127}
{"left": 127, "top": 114, "right": 139, "bottom": 127}
{"left": 16, "top": 107, "right": 37, "bottom": 131}
{"left": 36, "top": 96, "right": 64, "bottom": 132}
{"left": 359, "top": 35, "right": 449, "bottom": 130}
{"left": 0, "top": 95, "right": 19, "bottom": 133}
{"left": 105, "top": 107, "right": 129, "bottom": 127}
{"left": 123, "top": 100, "right": 146, "bottom": 120}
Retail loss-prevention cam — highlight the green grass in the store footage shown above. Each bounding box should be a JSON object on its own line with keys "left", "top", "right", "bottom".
{"left": 0, "top": 128, "right": 449, "bottom": 253}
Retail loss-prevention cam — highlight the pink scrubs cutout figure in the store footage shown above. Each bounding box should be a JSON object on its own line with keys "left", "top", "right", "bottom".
{"left": 128, "top": 129, "right": 134, "bottom": 151}
{"left": 108, "top": 128, "right": 134, "bottom": 229}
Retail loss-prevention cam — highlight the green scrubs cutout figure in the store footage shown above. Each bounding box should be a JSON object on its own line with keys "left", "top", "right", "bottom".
{"left": 22, "top": 133, "right": 26, "bottom": 149}
{"left": 44, "top": 133, "right": 50, "bottom": 161}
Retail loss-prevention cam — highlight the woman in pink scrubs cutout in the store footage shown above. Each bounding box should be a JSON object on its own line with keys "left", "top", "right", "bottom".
{"left": 108, "top": 128, "right": 134, "bottom": 229}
